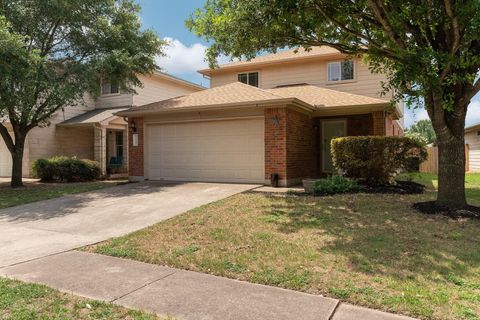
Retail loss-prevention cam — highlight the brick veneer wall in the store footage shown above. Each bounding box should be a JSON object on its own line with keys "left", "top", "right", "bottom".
{"left": 385, "top": 117, "right": 404, "bottom": 136}
{"left": 264, "top": 106, "right": 316, "bottom": 186}
{"left": 264, "top": 107, "right": 287, "bottom": 183}
{"left": 128, "top": 117, "right": 144, "bottom": 179}
{"left": 286, "top": 108, "right": 316, "bottom": 181}
{"left": 372, "top": 111, "right": 386, "bottom": 135}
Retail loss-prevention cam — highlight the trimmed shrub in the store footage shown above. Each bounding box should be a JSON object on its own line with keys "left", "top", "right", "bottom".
{"left": 32, "top": 156, "right": 101, "bottom": 182}
{"left": 313, "top": 175, "right": 360, "bottom": 195}
{"left": 331, "top": 136, "right": 427, "bottom": 186}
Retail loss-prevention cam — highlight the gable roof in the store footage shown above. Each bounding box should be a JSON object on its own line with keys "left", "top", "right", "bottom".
{"left": 152, "top": 70, "right": 205, "bottom": 91}
{"left": 117, "top": 82, "right": 314, "bottom": 116}
{"left": 199, "top": 47, "right": 345, "bottom": 76}
{"left": 58, "top": 107, "right": 129, "bottom": 127}
{"left": 116, "top": 82, "right": 390, "bottom": 117}
{"left": 267, "top": 84, "right": 389, "bottom": 108}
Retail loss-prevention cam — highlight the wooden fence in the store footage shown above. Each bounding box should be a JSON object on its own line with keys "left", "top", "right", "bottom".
{"left": 419, "top": 145, "right": 469, "bottom": 173}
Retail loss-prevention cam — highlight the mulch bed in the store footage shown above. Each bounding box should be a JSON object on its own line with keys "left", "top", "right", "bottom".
{"left": 361, "top": 180, "right": 425, "bottom": 195}
{"left": 413, "top": 201, "right": 480, "bottom": 219}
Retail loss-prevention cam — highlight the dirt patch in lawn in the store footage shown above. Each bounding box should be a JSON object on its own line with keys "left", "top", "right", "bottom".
{"left": 361, "top": 180, "right": 425, "bottom": 195}
{"left": 413, "top": 201, "right": 480, "bottom": 219}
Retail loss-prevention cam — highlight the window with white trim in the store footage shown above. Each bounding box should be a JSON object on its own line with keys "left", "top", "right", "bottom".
{"left": 238, "top": 72, "right": 259, "bottom": 87}
{"left": 101, "top": 81, "right": 119, "bottom": 95}
{"left": 327, "top": 60, "right": 354, "bottom": 81}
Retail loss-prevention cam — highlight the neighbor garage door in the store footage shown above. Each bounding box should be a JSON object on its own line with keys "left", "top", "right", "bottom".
{"left": 146, "top": 118, "right": 265, "bottom": 183}
{"left": 0, "top": 138, "right": 12, "bottom": 177}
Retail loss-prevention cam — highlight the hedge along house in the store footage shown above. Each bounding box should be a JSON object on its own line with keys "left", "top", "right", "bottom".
{"left": 0, "top": 71, "right": 204, "bottom": 178}
{"left": 119, "top": 47, "right": 403, "bottom": 186}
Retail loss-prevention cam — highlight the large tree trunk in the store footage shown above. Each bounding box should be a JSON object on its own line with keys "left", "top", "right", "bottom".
{"left": 9, "top": 134, "right": 26, "bottom": 188}
{"left": 436, "top": 134, "right": 467, "bottom": 208}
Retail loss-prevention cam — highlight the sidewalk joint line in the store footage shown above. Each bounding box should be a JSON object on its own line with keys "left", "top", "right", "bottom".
{"left": 110, "top": 270, "right": 178, "bottom": 303}
{"left": 328, "top": 301, "right": 342, "bottom": 320}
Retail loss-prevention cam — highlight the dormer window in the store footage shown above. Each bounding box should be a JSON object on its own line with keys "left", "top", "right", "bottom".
{"left": 238, "top": 72, "right": 259, "bottom": 87}
{"left": 101, "top": 81, "right": 119, "bottom": 95}
{"left": 327, "top": 60, "right": 354, "bottom": 82}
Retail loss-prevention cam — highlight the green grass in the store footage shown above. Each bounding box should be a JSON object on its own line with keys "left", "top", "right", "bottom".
{"left": 0, "top": 277, "right": 161, "bottom": 319}
{"left": 0, "top": 180, "right": 126, "bottom": 209}
{"left": 87, "top": 173, "right": 480, "bottom": 320}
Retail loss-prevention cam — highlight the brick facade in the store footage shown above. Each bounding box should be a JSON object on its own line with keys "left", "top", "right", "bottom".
{"left": 128, "top": 117, "right": 144, "bottom": 179}
{"left": 264, "top": 106, "right": 316, "bottom": 186}
{"left": 385, "top": 117, "right": 403, "bottom": 136}
{"left": 264, "top": 107, "right": 287, "bottom": 183}
{"left": 372, "top": 111, "right": 385, "bottom": 135}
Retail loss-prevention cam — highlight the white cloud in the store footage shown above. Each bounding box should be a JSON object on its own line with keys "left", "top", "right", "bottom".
{"left": 156, "top": 37, "right": 209, "bottom": 74}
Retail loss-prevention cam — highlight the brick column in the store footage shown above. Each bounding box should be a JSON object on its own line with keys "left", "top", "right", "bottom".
{"left": 372, "top": 111, "right": 385, "bottom": 135}
{"left": 265, "top": 107, "right": 287, "bottom": 186}
{"left": 128, "top": 117, "right": 144, "bottom": 181}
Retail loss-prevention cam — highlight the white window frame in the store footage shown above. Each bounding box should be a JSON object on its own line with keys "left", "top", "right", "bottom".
{"left": 237, "top": 71, "right": 260, "bottom": 87}
{"left": 327, "top": 60, "right": 356, "bottom": 83}
{"left": 101, "top": 81, "right": 120, "bottom": 96}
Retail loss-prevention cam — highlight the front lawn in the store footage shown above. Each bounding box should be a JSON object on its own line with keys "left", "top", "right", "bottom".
{"left": 0, "top": 180, "right": 127, "bottom": 209}
{"left": 0, "top": 277, "right": 159, "bottom": 319}
{"left": 87, "top": 173, "right": 480, "bottom": 320}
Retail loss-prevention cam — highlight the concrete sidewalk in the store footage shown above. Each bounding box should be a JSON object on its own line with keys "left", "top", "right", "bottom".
{"left": 0, "top": 251, "right": 416, "bottom": 320}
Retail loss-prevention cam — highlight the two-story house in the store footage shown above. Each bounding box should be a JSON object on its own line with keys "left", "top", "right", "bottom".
{"left": 0, "top": 71, "right": 204, "bottom": 177}
{"left": 118, "top": 47, "right": 404, "bottom": 186}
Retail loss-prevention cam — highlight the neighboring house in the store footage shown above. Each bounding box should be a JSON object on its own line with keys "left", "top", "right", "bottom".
{"left": 464, "top": 123, "right": 480, "bottom": 172}
{"left": 0, "top": 71, "right": 204, "bottom": 177}
{"left": 119, "top": 47, "right": 404, "bottom": 186}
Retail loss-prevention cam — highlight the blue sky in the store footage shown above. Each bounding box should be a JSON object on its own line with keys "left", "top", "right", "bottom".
{"left": 136, "top": 0, "right": 480, "bottom": 128}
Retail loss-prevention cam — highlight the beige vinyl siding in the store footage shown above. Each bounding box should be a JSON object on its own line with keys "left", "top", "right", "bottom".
{"left": 211, "top": 58, "right": 391, "bottom": 100}
{"left": 133, "top": 74, "right": 203, "bottom": 106}
{"left": 0, "top": 132, "right": 13, "bottom": 177}
{"left": 465, "top": 131, "right": 480, "bottom": 172}
{"left": 25, "top": 96, "right": 96, "bottom": 176}
{"left": 96, "top": 92, "right": 133, "bottom": 109}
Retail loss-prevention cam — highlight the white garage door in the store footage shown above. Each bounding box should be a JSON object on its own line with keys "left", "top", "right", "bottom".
{"left": 146, "top": 118, "right": 265, "bottom": 183}
{"left": 0, "top": 138, "right": 12, "bottom": 177}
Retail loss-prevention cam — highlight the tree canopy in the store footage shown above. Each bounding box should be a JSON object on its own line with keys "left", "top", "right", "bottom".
{"left": 406, "top": 119, "right": 437, "bottom": 145}
{"left": 188, "top": 0, "right": 480, "bottom": 209}
{"left": 0, "top": 0, "right": 164, "bottom": 187}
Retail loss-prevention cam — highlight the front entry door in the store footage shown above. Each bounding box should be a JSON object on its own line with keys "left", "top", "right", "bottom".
{"left": 322, "top": 120, "right": 346, "bottom": 173}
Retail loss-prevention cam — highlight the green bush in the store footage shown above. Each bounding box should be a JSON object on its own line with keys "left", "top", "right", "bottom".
{"left": 331, "top": 136, "right": 427, "bottom": 186}
{"left": 313, "top": 175, "right": 360, "bottom": 195}
{"left": 32, "top": 156, "right": 101, "bottom": 182}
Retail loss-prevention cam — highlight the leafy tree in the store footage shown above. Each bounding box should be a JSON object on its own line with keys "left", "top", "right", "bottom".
{"left": 406, "top": 119, "right": 436, "bottom": 145}
{"left": 188, "top": 0, "right": 480, "bottom": 209}
{"left": 0, "top": 0, "right": 164, "bottom": 187}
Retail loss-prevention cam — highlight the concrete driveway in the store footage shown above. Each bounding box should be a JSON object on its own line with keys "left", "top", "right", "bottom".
{"left": 0, "top": 182, "right": 257, "bottom": 267}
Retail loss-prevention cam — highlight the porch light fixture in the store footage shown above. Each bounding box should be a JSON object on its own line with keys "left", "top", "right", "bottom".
{"left": 130, "top": 120, "right": 137, "bottom": 133}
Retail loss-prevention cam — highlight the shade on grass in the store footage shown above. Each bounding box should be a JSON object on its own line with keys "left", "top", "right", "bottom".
{"left": 88, "top": 173, "right": 480, "bottom": 320}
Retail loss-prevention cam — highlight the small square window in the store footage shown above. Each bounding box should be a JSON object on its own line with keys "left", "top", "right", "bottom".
{"left": 101, "top": 81, "right": 119, "bottom": 95}
{"left": 476, "top": 131, "right": 480, "bottom": 136}
{"left": 328, "top": 60, "right": 354, "bottom": 82}
{"left": 238, "top": 72, "right": 259, "bottom": 87}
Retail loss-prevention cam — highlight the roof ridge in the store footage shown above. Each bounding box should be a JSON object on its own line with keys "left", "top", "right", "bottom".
{"left": 268, "top": 84, "right": 389, "bottom": 103}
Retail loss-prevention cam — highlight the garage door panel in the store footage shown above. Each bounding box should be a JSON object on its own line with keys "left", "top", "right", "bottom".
{"left": 147, "top": 119, "right": 264, "bottom": 183}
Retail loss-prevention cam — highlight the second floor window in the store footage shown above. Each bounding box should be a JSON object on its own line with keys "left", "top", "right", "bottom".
{"left": 327, "top": 60, "right": 354, "bottom": 82}
{"left": 238, "top": 72, "right": 259, "bottom": 87}
{"left": 101, "top": 81, "right": 119, "bottom": 95}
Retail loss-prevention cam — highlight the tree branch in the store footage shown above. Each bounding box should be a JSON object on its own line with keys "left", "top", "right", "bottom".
{"left": 366, "top": 0, "right": 407, "bottom": 50}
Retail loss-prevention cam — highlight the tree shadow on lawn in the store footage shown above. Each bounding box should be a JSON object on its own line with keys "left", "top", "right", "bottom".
{"left": 262, "top": 192, "right": 480, "bottom": 286}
